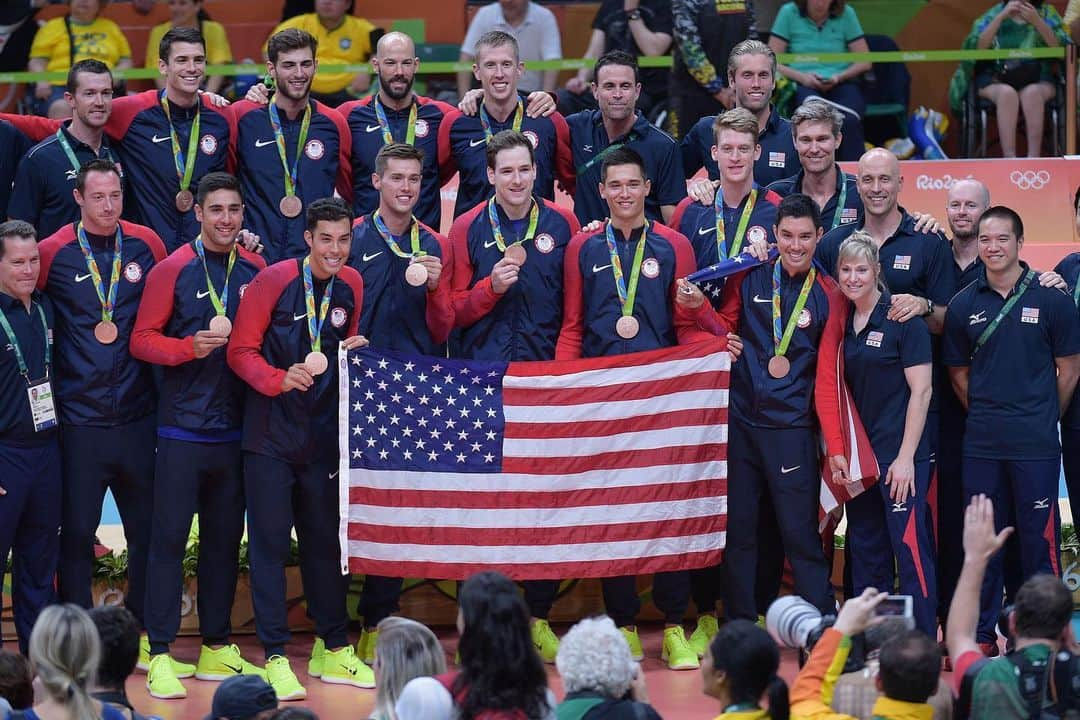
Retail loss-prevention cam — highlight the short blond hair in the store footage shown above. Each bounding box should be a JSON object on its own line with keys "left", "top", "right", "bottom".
{"left": 727, "top": 39, "right": 776, "bottom": 78}
{"left": 837, "top": 230, "right": 885, "bottom": 289}
{"left": 713, "top": 107, "right": 760, "bottom": 145}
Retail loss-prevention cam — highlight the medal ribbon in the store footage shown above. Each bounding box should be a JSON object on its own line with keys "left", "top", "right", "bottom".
{"left": 301, "top": 256, "right": 334, "bottom": 354}
{"left": 486, "top": 197, "right": 539, "bottom": 251}
{"left": 372, "top": 211, "right": 422, "bottom": 259}
{"left": 1072, "top": 270, "right": 1080, "bottom": 307}
{"left": 55, "top": 127, "right": 115, "bottom": 173}
{"left": 830, "top": 175, "right": 849, "bottom": 230}
{"left": 75, "top": 222, "right": 123, "bottom": 323}
{"left": 479, "top": 99, "right": 523, "bottom": 142}
{"left": 268, "top": 101, "right": 312, "bottom": 200}
{"left": 193, "top": 236, "right": 237, "bottom": 317}
{"left": 973, "top": 269, "right": 1035, "bottom": 357}
{"left": 715, "top": 187, "right": 757, "bottom": 260}
{"left": 0, "top": 303, "right": 50, "bottom": 379}
{"left": 772, "top": 260, "right": 816, "bottom": 359}
{"left": 605, "top": 221, "right": 649, "bottom": 318}
{"left": 159, "top": 90, "right": 201, "bottom": 194}
{"left": 373, "top": 97, "right": 417, "bottom": 146}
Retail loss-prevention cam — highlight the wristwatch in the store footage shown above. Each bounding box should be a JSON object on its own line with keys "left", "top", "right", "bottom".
{"left": 625, "top": 9, "right": 643, "bottom": 21}
{"left": 922, "top": 298, "right": 934, "bottom": 317}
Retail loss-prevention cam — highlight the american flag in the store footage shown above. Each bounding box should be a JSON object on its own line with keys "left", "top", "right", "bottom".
{"left": 336, "top": 341, "right": 730, "bottom": 580}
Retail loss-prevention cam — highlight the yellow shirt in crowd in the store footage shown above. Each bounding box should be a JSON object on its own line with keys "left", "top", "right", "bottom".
{"left": 145, "top": 20, "right": 233, "bottom": 68}
{"left": 268, "top": 13, "right": 376, "bottom": 95}
{"left": 30, "top": 15, "right": 132, "bottom": 86}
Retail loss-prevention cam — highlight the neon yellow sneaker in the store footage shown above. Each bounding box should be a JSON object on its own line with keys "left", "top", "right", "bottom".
{"left": 265, "top": 655, "right": 306, "bottom": 701}
{"left": 138, "top": 634, "right": 196, "bottom": 678}
{"left": 321, "top": 645, "right": 375, "bottom": 689}
{"left": 308, "top": 636, "right": 325, "bottom": 678}
{"left": 661, "top": 626, "right": 700, "bottom": 670}
{"left": 357, "top": 628, "right": 379, "bottom": 665}
{"left": 146, "top": 653, "right": 187, "bottom": 699}
{"left": 530, "top": 619, "right": 559, "bottom": 664}
{"left": 195, "top": 644, "right": 267, "bottom": 681}
{"left": 619, "top": 626, "right": 643, "bottom": 662}
{"left": 688, "top": 614, "right": 719, "bottom": 658}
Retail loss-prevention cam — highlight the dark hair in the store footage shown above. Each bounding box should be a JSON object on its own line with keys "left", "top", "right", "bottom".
{"left": 474, "top": 30, "right": 519, "bottom": 63}
{"left": 305, "top": 197, "right": 353, "bottom": 233}
{"left": 87, "top": 606, "right": 140, "bottom": 690}
{"left": 66, "top": 58, "right": 112, "bottom": 94}
{"left": 709, "top": 620, "right": 789, "bottom": 720}
{"left": 159, "top": 26, "right": 205, "bottom": 63}
{"left": 455, "top": 572, "right": 548, "bottom": 720}
{"left": 1072, "top": 185, "right": 1079, "bottom": 213}
{"left": 0, "top": 650, "right": 33, "bottom": 710}
{"left": 877, "top": 630, "right": 941, "bottom": 704}
{"left": 1014, "top": 574, "right": 1073, "bottom": 640}
{"left": 486, "top": 130, "right": 535, "bottom": 170}
{"left": 268, "top": 28, "right": 318, "bottom": 65}
{"left": 265, "top": 709, "right": 319, "bottom": 720}
{"left": 600, "top": 146, "right": 646, "bottom": 182}
{"left": 75, "top": 158, "right": 122, "bottom": 193}
{"left": 775, "top": 193, "right": 822, "bottom": 231}
{"left": 594, "top": 49, "right": 639, "bottom": 85}
{"left": 196, "top": 171, "right": 243, "bottom": 205}
{"left": 977, "top": 205, "right": 1024, "bottom": 240}
{"left": 0, "top": 220, "right": 37, "bottom": 260}
{"left": 794, "top": 0, "right": 847, "bottom": 18}
{"left": 374, "top": 143, "right": 425, "bottom": 176}
{"left": 863, "top": 617, "right": 910, "bottom": 653}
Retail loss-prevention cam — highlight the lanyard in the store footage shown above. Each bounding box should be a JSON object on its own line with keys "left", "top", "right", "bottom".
{"left": 715, "top": 187, "right": 757, "bottom": 260}
{"left": 373, "top": 97, "right": 417, "bottom": 146}
{"left": 576, "top": 132, "right": 640, "bottom": 176}
{"left": 55, "top": 127, "right": 114, "bottom": 173}
{"left": 479, "top": 99, "right": 523, "bottom": 142}
{"left": 372, "top": 211, "right": 422, "bottom": 258}
{"left": 1072, "top": 269, "right": 1080, "bottom": 307}
{"left": 159, "top": 90, "right": 201, "bottom": 193}
{"left": 268, "top": 101, "right": 312, "bottom": 198}
{"left": 973, "top": 269, "right": 1035, "bottom": 356}
{"left": 301, "top": 256, "right": 334, "bottom": 354}
{"left": 829, "top": 175, "right": 849, "bottom": 230}
{"left": 772, "top": 261, "right": 816, "bottom": 358}
{"left": 605, "top": 221, "right": 649, "bottom": 318}
{"left": 76, "top": 222, "right": 123, "bottom": 323}
{"left": 487, "top": 197, "right": 539, "bottom": 251}
{"left": 193, "top": 236, "right": 237, "bottom": 317}
{"left": 0, "top": 302, "right": 50, "bottom": 380}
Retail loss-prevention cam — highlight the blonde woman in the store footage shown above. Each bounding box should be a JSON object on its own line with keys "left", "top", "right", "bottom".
{"left": 369, "top": 617, "right": 447, "bottom": 720}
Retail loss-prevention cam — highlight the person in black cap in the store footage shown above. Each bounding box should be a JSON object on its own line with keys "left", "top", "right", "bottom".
{"left": 206, "top": 675, "right": 279, "bottom": 720}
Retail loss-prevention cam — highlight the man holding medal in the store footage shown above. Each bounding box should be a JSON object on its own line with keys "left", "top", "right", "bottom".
{"left": 231, "top": 29, "right": 352, "bottom": 264}
{"left": 943, "top": 206, "right": 1080, "bottom": 652}
{"left": 9, "top": 60, "right": 119, "bottom": 240}
{"left": 37, "top": 159, "right": 167, "bottom": 644}
{"left": 449, "top": 129, "right": 580, "bottom": 662}
{"left": 555, "top": 146, "right": 727, "bottom": 670}
{"left": 130, "top": 173, "right": 266, "bottom": 699}
{"left": 0, "top": 220, "right": 59, "bottom": 656}
{"left": 228, "top": 197, "right": 369, "bottom": 700}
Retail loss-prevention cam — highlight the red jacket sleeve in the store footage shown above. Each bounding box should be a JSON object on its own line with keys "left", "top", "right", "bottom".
{"left": 226, "top": 263, "right": 290, "bottom": 397}
{"left": 437, "top": 110, "right": 461, "bottom": 186}
{"left": 105, "top": 92, "right": 156, "bottom": 142}
{"left": 425, "top": 229, "right": 456, "bottom": 344}
{"left": 340, "top": 267, "right": 363, "bottom": 337}
{"left": 0, "top": 113, "right": 60, "bottom": 142}
{"left": 550, "top": 112, "right": 575, "bottom": 196}
{"left": 320, "top": 101, "right": 354, "bottom": 203}
{"left": 448, "top": 204, "right": 501, "bottom": 328}
{"left": 669, "top": 197, "right": 693, "bottom": 236}
{"left": 716, "top": 269, "right": 749, "bottom": 333}
{"left": 37, "top": 230, "right": 68, "bottom": 292}
{"left": 130, "top": 251, "right": 196, "bottom": 365}
{"left": 124, "top": 221, "right": 167, "bottom": 263}
{"left": 554, "top": 230, "right": 589, "bottom": 360}
{"left": 668, "top": 228, "right": 729, "bottom": 344}
{"left": 814, "top": 276, "right": 848, "bottom": 457}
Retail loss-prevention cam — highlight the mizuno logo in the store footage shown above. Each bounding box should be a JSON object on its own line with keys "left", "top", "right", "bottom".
{"left": 151, "top": 135, "right": 171, "bottom": 143}
{"left": 196, "top": 289, "right": 212, "bottom": 299}
{"left": 75, "top": 273, "right": 93, "bottom": 283}
{"left": 254, "top": 138, "right": 276, "bottom": 148}
{"left": 969, "top": 310, "right": 987, "bottom": 325}
{"left": 698, "top": 226, "right": 715, "bottom": 235}
{"left": 361, "top": 251, "right": 383, "bottom": 262}
{"left": 469, "top": 138, "right": 487, "bottom": 147}
{"left": 365, "top": 125, "right": 381, "bottom": 133}
{"left": 1034, "top": 498, "right": 1050, "bottom": 510}
{"left": 483, "top": 239, "right": 500, "bottom": 249}
{"left": 592, "top": 264, "right": 612, "bottom": 273}
{"left": 294, "top": 312, "right": 307, "bottom": 322}
{"left": 752, "top": 294, "right": 771, "bottom": 303}
{"left": 891, "top": 502, "right": 907, "bottom": 513}
{"left": 780, "top": 465, "right": 801, "bottom": 474}
{"left": 65, "top": 170, "right": 77, "bottom": 180}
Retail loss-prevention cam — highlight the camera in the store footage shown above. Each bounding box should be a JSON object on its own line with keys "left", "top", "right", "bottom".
{"left": 765, "top": 596, "right": 864, "bottom": 671}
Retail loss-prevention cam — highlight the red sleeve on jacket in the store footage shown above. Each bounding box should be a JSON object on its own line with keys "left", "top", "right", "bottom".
{"left": 339, "top": 267, "right": 364, "bottom": 337}
{"left": 106, "top": 91, "right": 157, "bottom": 142}
{"left": 437, "top": 110, "right": 461, "bottom": 186}
{"left": 130, "top": 247, "right": 196, "bottom": 365}
{"left": 0, "top": 113, "right": 60, "bottom": 142}
{"left": 216, "top": 99, "right": 240, "bottom": 174}
{"left": 549, "top": 200, "right": 582, "bottom": 236}
{"left": 237, "top": 244, "right": 268, "bottom": 271}
{"left": 663, "top": 224, "right": 728, "bottom": 344}
{"left": 424, "top": 226, "right": 456, "bottom": 344}
{"left": 122, "top": 220, "right": 168, "bottom": 263}
{"left": 550, "top": 112, "right": 575, "bottom": 196}
{"left": 814, "top": 275, "right": 847, "bottom": 457}
{"left": 448, "top": 203, "right": 500, "bottom": 328}
{"left": 318, "top": 100, "right": 353, "bottom": 203}
{"left": 36, "top": 228, "right": 71, "bottom": 291}
{"left": 554, "top": 229, "right": 590, "bottom": 360}
{"left": 227, "top": 261, "right": 295, "bottom": 397}
{"left": 669, "top": 196, "right": 693, "bottom": 236}
{"left": 716, "top": 268, "right": 749, "bottom": 333}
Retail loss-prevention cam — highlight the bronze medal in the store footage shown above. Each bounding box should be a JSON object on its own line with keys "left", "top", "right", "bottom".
{"left": 175, "top": 190, "right": 194, "bottom": 213}
{"left": 768, "top": 355, "right": 790, "bottom": 379}
{"left": 94, "top": 320, "right": 118, "bottom": 345}
{"left": 304, "top": 350, "right": 329, "bottom": 375}
{"left": 615, "top": 315, "right": 639, "bottom": 339}
{"left": 279, "top": 195, "right": 303, "bottom": 218}
{"left": 208, "top": 315, "right": 232, "bottom": 337}
{"left": 504, "top": 244, "right": 527, "bottom": 265}
{"left": 404, "top": 262, "right": 428, "bottom": 287}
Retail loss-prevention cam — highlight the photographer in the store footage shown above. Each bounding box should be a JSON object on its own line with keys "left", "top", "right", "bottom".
{"left": 947, "top": 495, "right": 1075, "bottom": 719}
{"left": 789, "top": 589, "right": 942, "bottom": 720}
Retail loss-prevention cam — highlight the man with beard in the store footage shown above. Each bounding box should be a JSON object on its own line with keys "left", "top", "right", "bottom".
{"left": 231, "top": 29, "right": 352, "bottom": 263}
{"left": 9, "top": 60, "right": 119, "bottom": 239}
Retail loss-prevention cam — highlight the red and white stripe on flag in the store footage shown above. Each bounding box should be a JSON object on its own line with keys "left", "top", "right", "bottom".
{"left": 337, "top": 341, "right": 730, "bottom": 581}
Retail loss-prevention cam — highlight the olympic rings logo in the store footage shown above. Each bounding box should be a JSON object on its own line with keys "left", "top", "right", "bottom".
{"left": 1010, "top": 170, "right": 1050, "bottom": 190}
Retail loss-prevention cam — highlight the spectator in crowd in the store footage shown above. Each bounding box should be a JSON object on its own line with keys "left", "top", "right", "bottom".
{"left": 281, "top": 1, "right": 323, "bottom": 23}
{"left": 948, "top": 495, "right": 1075, "bottom": 719}
{"left": 668, "top": 0, "right": 754, "bottom": 140}
{"left": 394, "top": 677, "right": 454, "bottom": 720}
{"left": 268, "top": 0, "right": 379, "bottom": 106}
{"left": 145, "top": 0, "right": 233, "bottom": 95}
{"left": 458, "top": 0, "right": 562, "bottom": 99}
{"left": 790, "top": 589, "right": 942, "bottom": 720}
{"left": 1067, "top": 0, "right": 1080, "bottom": 43}
{"left": 0, "top": 651, "right": 33, "bottom": 711}
{"left": 28, "top": 0, "right": 132, "bottom": 119}
{"left": 556, "top": 0, "right": 672, "bottom": 117}
{"left": 555, "top": 616, "right": 662, "bottom": 720}
{"left": 370, "top": 617, "right": 447, "bottom": 720}
{"left": 206, "top": 675, "right": 279, "bottom": 720}
{"left": 87, "top": 605, "right": 148, "bottom": 720}
{"left": 963, "top": 1, "right": 1070, "bottom": 158}
{"left": 23, "top": 604, "right": 128, "bottom": 720}
{"left": 702, "top": 620, "right": 789, "bottom": 720}
{"left": 0, "top": 0, "right": 47, "bottom": 74}
{"left": 768, "top": 0, "right": 871, "bottom": 162}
